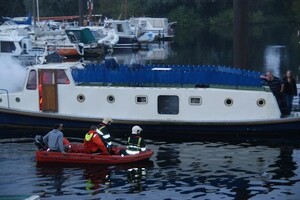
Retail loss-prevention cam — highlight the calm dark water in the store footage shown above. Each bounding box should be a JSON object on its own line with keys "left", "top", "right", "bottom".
{"left": 97, "top": 23, "right": 300, "bottom": 81}
{"left": 0, "top": 136, "right": 300, "bottom": 200}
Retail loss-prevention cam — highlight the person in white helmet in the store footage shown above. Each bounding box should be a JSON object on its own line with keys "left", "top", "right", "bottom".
{"left": 124, "top": 125, "right": 146, "bottom": 155}
{"left": 97, "top": 117, "right": 113, "bottom": 150}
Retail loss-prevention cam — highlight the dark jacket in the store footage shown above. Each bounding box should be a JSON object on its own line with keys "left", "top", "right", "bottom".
{"left": 262, "top": 76, "right": 282, "bottom": 96}
{"left": 282, "top": 76, "right": 297, "bottom": 96}
{"left": 97, "top": 123, "right": 112, "bottom": 147}
{"left": 126, "top": 135, "right": 146, "bottom": 154}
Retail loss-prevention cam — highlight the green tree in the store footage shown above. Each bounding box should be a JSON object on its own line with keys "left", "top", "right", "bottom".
{"left": 292, "top": 0, "right": 300, "bottom": 22}
{"left": 0, "top": 0, "right": 26, "bottom": 17}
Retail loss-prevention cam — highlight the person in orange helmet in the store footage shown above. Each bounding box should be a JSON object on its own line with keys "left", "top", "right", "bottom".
{"left": 84, "top": 125, "right": 110, "bottom": 155}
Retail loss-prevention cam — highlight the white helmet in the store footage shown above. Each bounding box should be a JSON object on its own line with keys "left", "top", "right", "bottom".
{"left": 102, "top": 117, "right": 113, "bottom": 125}
{"left": 132, "top": 125, "right": 143, "bottom": 134}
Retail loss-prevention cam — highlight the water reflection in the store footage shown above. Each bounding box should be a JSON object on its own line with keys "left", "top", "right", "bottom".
{"left": 63, "top": 23, "right": 300, "bottom": 83}
{"left": 1, "top": 136, "right": 300, "bottom": 199}
{"left": 35, "top": 160, "right": 154, "bottom": 197}
{"left": 127, "top": 167, "right": 148, "bottom": 193}
{"left": 83, "top": 166, "right": 111, "bottom": 192}
{"left": 106, "top": 42, "right": 173, "bottom": 65}
{"left": 35, "top": 166, "right": 66, "bottom": 197}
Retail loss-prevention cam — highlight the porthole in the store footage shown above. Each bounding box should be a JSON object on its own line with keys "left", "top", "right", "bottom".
{"left": 77, "top": 94, "right": 85, "bottom": 102}
{"left": 0, "top": 98, "right": 2, "bottom": 103}
{"left": 107, "top": 95, "right": 115, "bottom": 103}
{"left": 189, "top": 96, "right": 202, "bottom": 105}
{"left": 15, "top": 97, "right": 20, "bottom": 103}
{"left": 257, "top": 98, "right": 266, "bottom": 107}
{"left": 224, "top": 98, "right": 233, "bottom": 107}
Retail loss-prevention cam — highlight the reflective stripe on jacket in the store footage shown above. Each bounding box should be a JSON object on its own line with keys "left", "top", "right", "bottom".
{"left": 97, "top": 125, "right": 112, "bottom": 146}
{"left": 126, "top": 136, "right": 146, "bottom": 155}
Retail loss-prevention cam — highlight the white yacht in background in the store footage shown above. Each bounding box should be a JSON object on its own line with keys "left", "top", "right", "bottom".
{"left": 129, "top": 17, "right": 176, "bottom": 41}
{"left": 101, "top": 20, "right": 155, "bottom": 49}
{"left": 0, "top": 30, "right": 48, "bottom": 65}
{"left": 87, "top": 26, "right": 119, "bottom": 48}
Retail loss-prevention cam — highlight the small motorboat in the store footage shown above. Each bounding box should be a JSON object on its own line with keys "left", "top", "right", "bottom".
{"left": 35, "top": 138, "right": 154, "bottom": 165}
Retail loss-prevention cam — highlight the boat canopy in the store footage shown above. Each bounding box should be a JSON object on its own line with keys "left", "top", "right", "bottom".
{"left": 65, "top": 28, "right": 96, "bottom": 44}
{"left": 71, "top": 59, "right": 263, "bottom": 87}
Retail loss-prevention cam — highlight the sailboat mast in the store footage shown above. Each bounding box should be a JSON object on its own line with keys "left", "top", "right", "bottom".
{"left": 36, "top": 0, "right": 40, "bottom": 23}
{"left": 88, "top": 0, "right": 93, "bottom": 25}
{"left": 124, "top": 0, "right": 128, "bottom": 19}
{"left": 78, "top": 0, "right": 84, "bottom": 26}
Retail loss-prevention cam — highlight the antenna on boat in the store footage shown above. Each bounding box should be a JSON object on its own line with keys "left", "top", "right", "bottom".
{"left": 87, "top": 0, "right": 93, "bottom": 26}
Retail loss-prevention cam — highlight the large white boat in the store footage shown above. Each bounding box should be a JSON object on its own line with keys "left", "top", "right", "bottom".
{"left": 0, "top": 60, "right": 299, "bottom": 135}
{"left": 0, "top": 29, "right": 49, "bottom": 65}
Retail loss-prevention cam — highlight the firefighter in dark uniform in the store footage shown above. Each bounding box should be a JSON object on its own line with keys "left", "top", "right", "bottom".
{"left": 125, "top": 125, "right": 146, "bottom": 155}
{"left": 97, "top": 117, "right": 113, "bottom": 149}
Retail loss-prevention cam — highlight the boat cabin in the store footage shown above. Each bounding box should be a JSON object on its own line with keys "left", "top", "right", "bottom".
{"left": 129, "top": 17, "right": 176, "bottom": 40}
{"left": 0, "top": 35, "right": 31, "bottom": 55}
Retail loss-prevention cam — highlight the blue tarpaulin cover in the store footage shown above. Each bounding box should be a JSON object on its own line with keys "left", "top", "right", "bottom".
{"left": 72, "top": 59, "right": 263, "bottom": 87}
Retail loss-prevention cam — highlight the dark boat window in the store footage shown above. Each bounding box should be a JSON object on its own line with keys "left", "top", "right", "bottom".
{"left": 136, "top": 96, "right": 148, "bottom": 104}
{"left": 0, "top": 41, "right": 16, "bottom": 53}
{"left": 41, "top": 71, "right": 54, "bottom": 84}
{"left": 158, "top": 95, "right": 179, "bottom": 115}
{"left": 26, "top": 70, "right": 37, "bottom": 90}
{"left": 57, "top": 70, "right": 70, "bottom": 84}
{"left": 189, "top": 97, "right": 202, "bottom": 105}
{"left": 117, "top": 24, "right": 124, "bottom": 32}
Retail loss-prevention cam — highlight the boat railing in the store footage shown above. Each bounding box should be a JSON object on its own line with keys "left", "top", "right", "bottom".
{"left": 0, "top": 89, "right": 10, "bottom": 108}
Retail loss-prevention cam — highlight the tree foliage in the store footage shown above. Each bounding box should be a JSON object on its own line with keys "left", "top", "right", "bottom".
{"left": 2, "top": 0, "right": 300, "bottom": 24}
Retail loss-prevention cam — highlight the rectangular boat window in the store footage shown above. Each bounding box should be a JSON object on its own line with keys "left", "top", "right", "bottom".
{"left": 57, "top": 70, "right": 70, "bottom": 84}
{"left": 40, "top": 71, "right": 55, "bottom": 84}
{"left": 26, "top": 70, "right": 37, "bottom": 90}
{"left": 0, "top": 41, "right": 16, "bottom": 53}
{"left": 136, "top": 96, "right": 148, "bottom": 104}
{"left": 158, "top": 95, "right": 179, "bottom": 115}
{"left": 189, "top": 96, "right": 202, "bottom": 105}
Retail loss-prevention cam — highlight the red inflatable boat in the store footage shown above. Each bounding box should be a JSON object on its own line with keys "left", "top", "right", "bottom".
{"left": 35, "top": 143, "right": 154, "bottom": 165}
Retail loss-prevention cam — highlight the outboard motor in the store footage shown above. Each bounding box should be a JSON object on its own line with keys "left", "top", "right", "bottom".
{"left": 34, "top": 135, "right": 46, "bottom": 150}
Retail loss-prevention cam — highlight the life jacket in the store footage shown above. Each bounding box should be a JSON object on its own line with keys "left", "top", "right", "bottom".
{"left": 84, "top": 131, "right": 99, "bottom": 153}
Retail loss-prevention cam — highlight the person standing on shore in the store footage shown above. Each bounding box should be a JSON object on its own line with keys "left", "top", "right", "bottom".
{"left": 281, "top": 70, "right": 297, "bottom": 115}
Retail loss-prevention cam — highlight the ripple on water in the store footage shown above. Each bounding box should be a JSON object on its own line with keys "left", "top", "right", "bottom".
{"left": 0, "top": 138, "right": 300, "bottom": 199}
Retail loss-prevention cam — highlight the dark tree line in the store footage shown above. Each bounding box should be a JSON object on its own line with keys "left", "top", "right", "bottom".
{"left": 1, "top": 0, "right": 300, "bottom": 27}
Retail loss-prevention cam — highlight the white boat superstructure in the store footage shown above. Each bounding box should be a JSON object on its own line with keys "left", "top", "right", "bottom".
{"left": 0, "top": 23, "right": 34, "bottom": 37}
{"left": 87, "top": 26, "right": 119, "bottom": 48}
{"left": 0, "top": 30, "right": 48, "bottom": 65}
{"left": 129, "top": 17, "right": 176, "bottom": 41}
{"left": 101, "top": 20, "right": 155, "bottom": 48}
{"left": 0, "top": 62, "right": 282, "bottom": 123}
